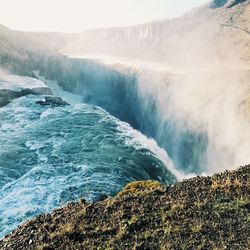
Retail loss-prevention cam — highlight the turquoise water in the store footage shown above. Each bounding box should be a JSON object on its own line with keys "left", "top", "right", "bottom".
{"left": 0, "top": 95, "right": 176, "bottom": 238}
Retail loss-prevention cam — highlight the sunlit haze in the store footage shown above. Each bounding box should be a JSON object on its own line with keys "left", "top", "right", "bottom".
{"left": 0, "top": 0, "right": 209, "bottom": 33}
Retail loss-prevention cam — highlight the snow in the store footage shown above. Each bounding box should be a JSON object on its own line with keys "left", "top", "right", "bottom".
{"left": 0, "top": 75, "right": 47, "bottom": 91}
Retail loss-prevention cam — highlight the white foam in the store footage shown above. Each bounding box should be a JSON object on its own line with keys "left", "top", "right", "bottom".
{"left": 116, "top": 119, "right": 189, "bottom": 181}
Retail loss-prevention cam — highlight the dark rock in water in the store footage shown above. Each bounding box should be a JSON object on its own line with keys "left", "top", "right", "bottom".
{"left": 0, "top": 165, "right": 249, "bottom": 249}
{"left": 36, "top": 96, "right": 70, "bottom": 107}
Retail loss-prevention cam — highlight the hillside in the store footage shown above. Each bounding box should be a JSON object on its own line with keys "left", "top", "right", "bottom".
{"left": 0, "top": 165, "right": 249, "bottom": 249}
{"left": 0, "top": 1, "right": 249, "bottom": 82}
{"left": 0, "top": 24, "right": 75, "bottom": 76}
{"left": 64, "top": 0, "right": 250, "bottom": 68}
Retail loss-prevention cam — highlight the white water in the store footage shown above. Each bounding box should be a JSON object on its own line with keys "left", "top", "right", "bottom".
{"left": 46, "top": 80, "right": 186, "bottom": 180}
{"left": 0, "top": 94, "right": 179, "bottom": 238}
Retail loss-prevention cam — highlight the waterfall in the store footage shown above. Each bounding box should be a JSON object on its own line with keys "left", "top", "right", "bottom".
{"left": 56, "top": 58, "right": 250, "bottom": 175}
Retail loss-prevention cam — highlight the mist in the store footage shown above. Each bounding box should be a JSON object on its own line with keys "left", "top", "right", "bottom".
{"left": 135, "top": 67, "right": 250, "bottom": 174}
{"left": 60, "top": 1, "right": 250, "bottom": 175}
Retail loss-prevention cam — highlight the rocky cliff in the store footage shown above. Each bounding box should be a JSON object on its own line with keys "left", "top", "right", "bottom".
{"left": 64, "top": 0, "right": 250, "bottom": 68}
{"left": 0, "top": 165, "right": 249, "bottom": 249}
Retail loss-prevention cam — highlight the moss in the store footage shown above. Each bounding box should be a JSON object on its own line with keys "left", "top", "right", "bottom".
{"left": 118, "top": 180, "right": 162, "bottom": 197}
{"left": 127, "top": 216, "right": 140, "bottom": 226}
{"left": 211, "top": 172, "right": 246, "bottom": 193}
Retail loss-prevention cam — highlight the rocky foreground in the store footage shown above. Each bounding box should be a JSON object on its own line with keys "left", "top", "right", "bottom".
{"left": 0, "top": 166, "right": 249, "bottom": 250}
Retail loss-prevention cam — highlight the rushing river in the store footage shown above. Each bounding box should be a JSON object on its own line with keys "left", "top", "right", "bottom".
{"left": 0, "top": 94, "right": 177, "bottom": 238}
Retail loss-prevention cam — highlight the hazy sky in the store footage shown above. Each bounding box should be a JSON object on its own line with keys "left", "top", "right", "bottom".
{"left": 0, "top": 0, "right": 209, "bottom": 32}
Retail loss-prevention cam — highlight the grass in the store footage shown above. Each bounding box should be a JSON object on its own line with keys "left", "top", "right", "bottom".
{"left": 213, "top": 198, "right": 250, "bottom": 212}
{"left": 118, "top": 180, "right": 161, "bottom": 197}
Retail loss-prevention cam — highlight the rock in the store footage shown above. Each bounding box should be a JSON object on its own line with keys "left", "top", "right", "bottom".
{"left": 35, "top": 96, "right": 70, "bottom": 107}
{"left": 0, "top": 75, "right": 53, "bottom": 107}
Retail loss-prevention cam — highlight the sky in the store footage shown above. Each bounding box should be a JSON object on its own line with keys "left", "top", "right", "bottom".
{"left": 0, "top": 0, "right": 209, "bottom": 33}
